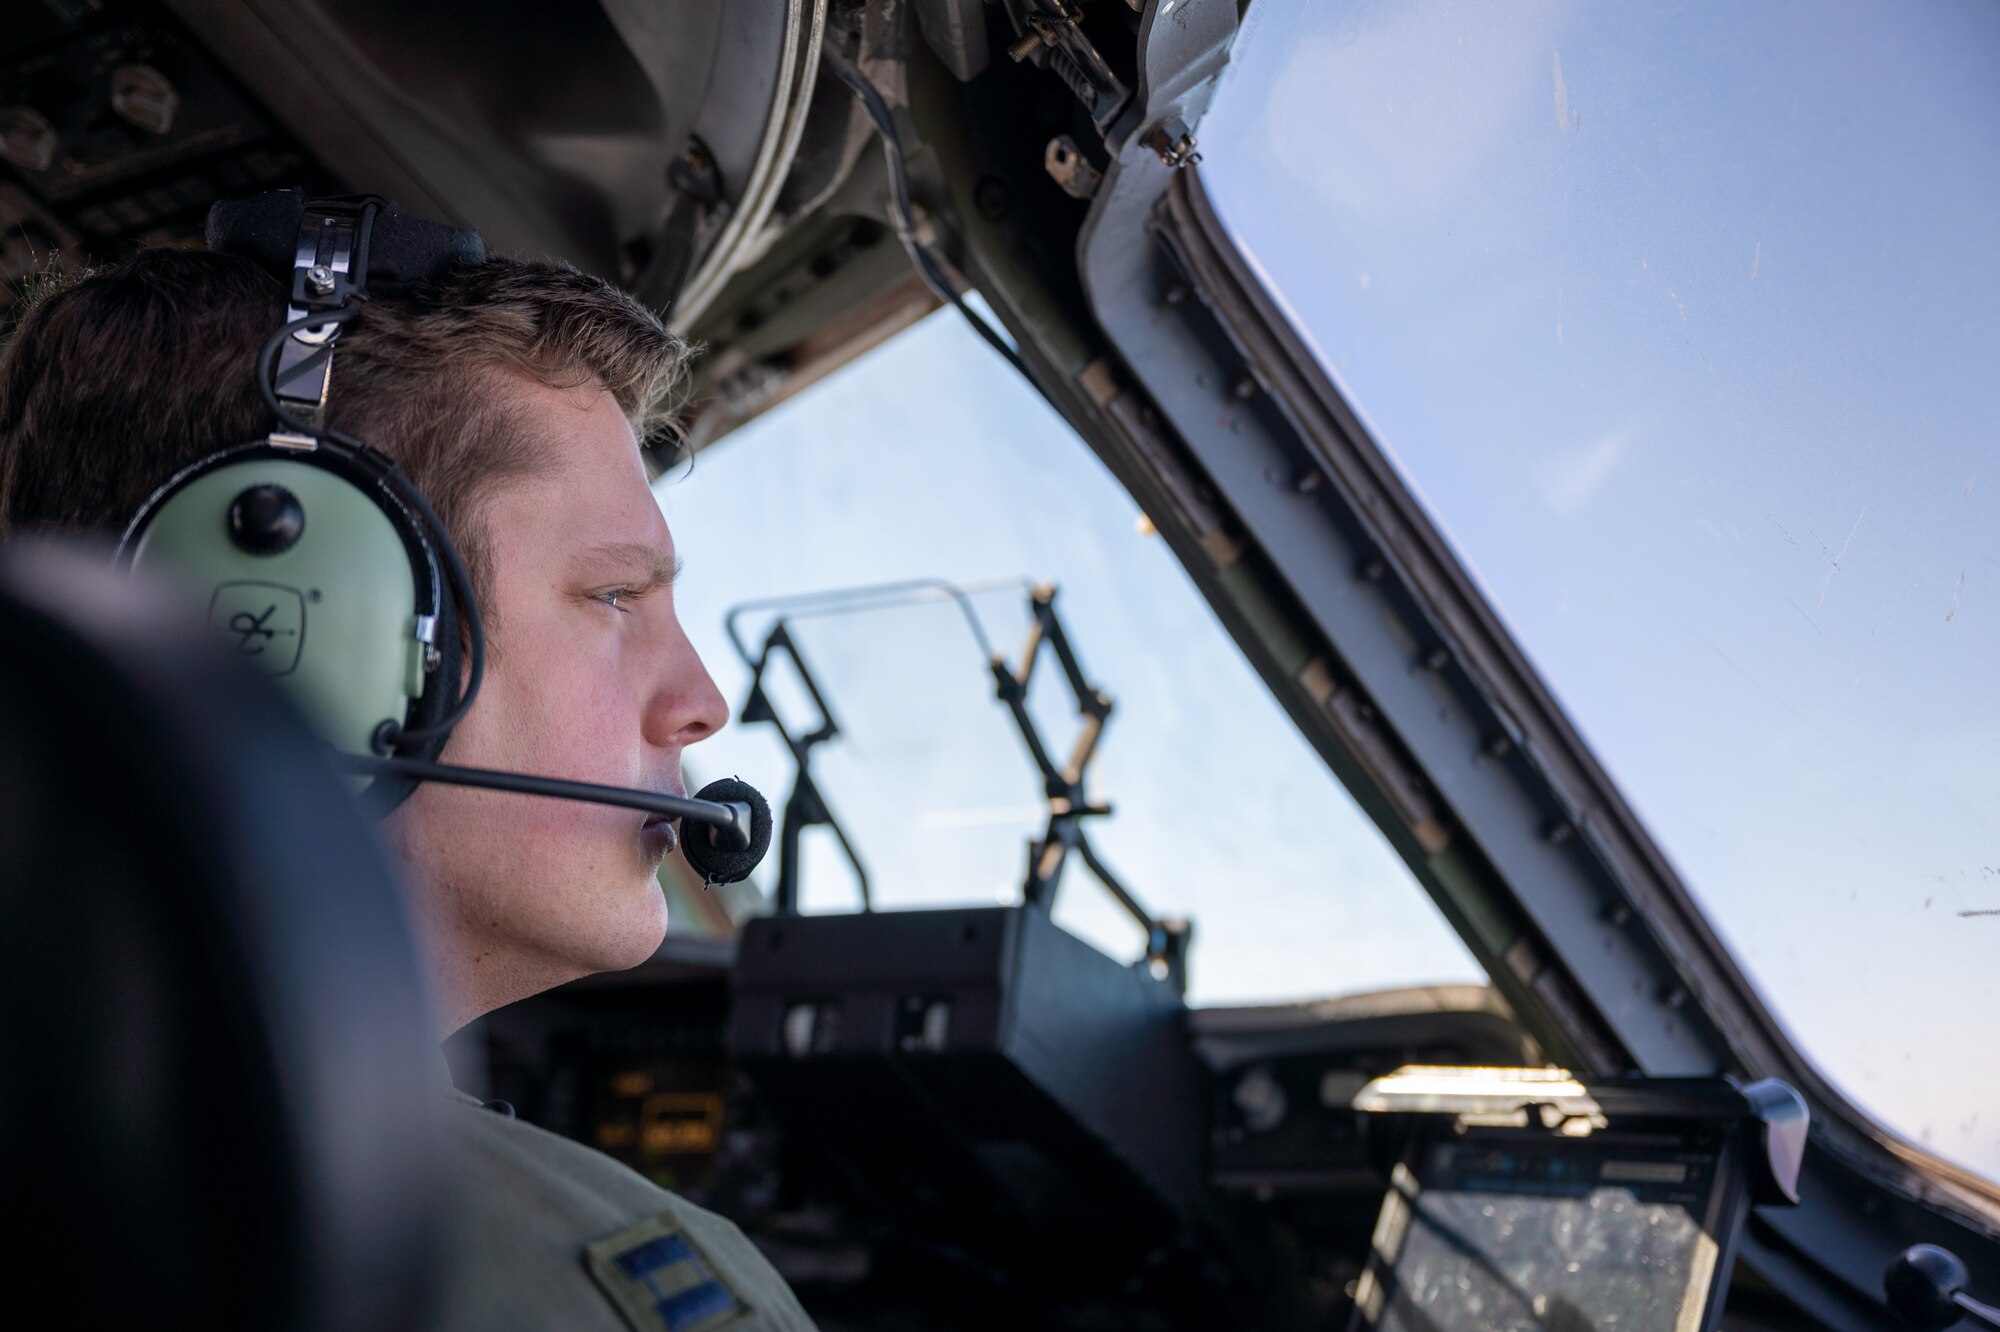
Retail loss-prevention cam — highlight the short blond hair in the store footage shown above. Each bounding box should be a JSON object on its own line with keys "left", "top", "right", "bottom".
{"left": 0, "top": 246, "right": 688, "bottom": 612}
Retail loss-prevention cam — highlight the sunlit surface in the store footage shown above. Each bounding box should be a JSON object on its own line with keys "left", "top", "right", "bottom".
{"left": 1201, "top": 0, "right": 2000, "bottom": 1176}
{"left": 656, "top": 309, "right": 1481, "bottom": 1005}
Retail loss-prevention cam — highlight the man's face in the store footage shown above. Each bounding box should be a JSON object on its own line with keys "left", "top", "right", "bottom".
{"left": 386, "top": 376, "right": 727, "bottom": 1017}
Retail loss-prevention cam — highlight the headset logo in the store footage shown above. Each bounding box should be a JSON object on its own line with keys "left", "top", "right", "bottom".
{"left": 208, "top": 581, "right": 306, "bottom": 676}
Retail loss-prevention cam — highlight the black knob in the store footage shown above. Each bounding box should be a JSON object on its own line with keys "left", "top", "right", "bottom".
{"left": 1887, "top": 1245, "right": 1971, "bottom": 1329}
{"left": 227, "top": 484, "right": 304, "bottom": 556}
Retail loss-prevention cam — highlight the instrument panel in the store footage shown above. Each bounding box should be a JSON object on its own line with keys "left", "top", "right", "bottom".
{"left": 445, "top": 914, "right": 1818, "bottom": 1331}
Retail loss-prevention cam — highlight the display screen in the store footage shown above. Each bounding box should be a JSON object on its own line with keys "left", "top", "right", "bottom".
{"left": 1352, "top": 1137, "right": 1725, "bottom": 1332}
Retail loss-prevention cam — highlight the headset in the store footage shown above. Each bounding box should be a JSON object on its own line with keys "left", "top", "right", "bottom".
{"left": 115, "top": 190, "right": 769, "bottom": 887}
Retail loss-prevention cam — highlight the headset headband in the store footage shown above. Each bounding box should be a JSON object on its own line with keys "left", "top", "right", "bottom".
{"left": 205, "top": 190, "right": 485, "bottom": 290}
{"left": 204, "top": 191, "right": 486, "bottom": 436}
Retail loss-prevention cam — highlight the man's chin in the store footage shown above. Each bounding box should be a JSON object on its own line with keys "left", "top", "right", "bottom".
{"left": 593, "top": 883, "right": 670, "bottom": 973}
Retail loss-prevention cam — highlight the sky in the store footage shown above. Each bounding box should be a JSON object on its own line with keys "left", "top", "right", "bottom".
{"left": 653, "top": 306, "right": 1482, "bottom": 1010}
{"left": 1196, "top": 0, "right": 2000, "bottom": 1180}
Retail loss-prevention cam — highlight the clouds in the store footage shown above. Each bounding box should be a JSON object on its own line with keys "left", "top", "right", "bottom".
{"left": 1536, "top": 430, "right": 1630, "bottom": 515}
{"left": 1253, "top": 0, "right": 1562, "bottom": 227}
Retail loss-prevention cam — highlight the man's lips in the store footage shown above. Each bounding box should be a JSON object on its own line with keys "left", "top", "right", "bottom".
{"left": 640, "top": 813, "right": 679, "bottom": 858}
{"left": 640, "top": 785, "right": 685, "bottom": 859}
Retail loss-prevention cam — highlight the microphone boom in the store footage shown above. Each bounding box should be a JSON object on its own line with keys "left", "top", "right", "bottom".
{"left": 339, "top": 754, "right": 760, "bottom": 858}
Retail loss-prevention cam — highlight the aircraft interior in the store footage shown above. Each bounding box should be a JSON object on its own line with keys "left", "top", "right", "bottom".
{"left": 2, "top": 2, "right": 1996, "bottom": 1330}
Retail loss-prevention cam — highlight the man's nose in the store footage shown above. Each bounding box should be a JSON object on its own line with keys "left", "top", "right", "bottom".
{"left": 643, "top": 615, "right": 729, "bottom": 750}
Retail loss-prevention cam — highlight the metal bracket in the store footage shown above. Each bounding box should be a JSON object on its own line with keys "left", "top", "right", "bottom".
{"left": 1002, "top": 0, "right": 1131, "bottom": 131}
{"left": 725, "top": 579, "right": 1186, "bottom": 989}
{"left": 1139, "top": 116, "right": 1201, "bottom": 169}
{"left": 735, "top": 618, "right": 871, "bottom": 916}
{"left": 274, "top": 201, "right": 374, "bottom": 421}
{"left": 989, "top": 584, "right": 1185, "bottom": 990}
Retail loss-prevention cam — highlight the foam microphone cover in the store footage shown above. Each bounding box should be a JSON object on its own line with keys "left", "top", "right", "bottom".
{"left": 682, "top": 777, "right": 771, "bottom": 886}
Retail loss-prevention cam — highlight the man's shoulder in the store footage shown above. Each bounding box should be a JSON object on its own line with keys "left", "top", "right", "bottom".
{"left": 445, "top": 1090, "right": 673, "bottom": 1220}
{"left": 438, "top": 1094, "right": 817, "bottom": 1332}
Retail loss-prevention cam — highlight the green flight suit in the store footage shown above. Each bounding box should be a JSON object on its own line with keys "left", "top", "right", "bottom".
{"left": 434, "top": 1087, "right": 818, "bottom": 1332}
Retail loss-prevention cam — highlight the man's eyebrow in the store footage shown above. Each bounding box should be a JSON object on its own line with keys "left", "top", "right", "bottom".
{"left": 575, "top": 541, "right": 683, "bottom": 589}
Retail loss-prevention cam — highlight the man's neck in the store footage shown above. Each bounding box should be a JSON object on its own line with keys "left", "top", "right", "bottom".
{"left": 401, "top": 892, "right": 582, "bottom": 1038}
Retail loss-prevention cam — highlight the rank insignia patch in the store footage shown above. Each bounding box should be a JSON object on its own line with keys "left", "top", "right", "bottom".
{"left": 584, "top": 1214, "right": 750, "bottom": 1332}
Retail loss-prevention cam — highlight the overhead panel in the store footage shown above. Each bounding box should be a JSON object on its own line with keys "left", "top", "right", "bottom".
{"left": 163, "top": 0, "right": 791, "bottom": 292}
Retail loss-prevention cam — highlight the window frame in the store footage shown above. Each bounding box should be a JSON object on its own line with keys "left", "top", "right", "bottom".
{"left": 952, "top": 0, "right": 2000, "bottom": 1308}
{"left": 882, "top": 0, "right": 2000, "bottom": 1313}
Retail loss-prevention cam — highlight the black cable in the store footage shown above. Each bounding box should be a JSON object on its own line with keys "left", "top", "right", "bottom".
{"left": 367, "top": 466, "right": 484, "bottom": 750}
{"left": 823, "top": 50, "right": 1032, "bottom": 379}
{"left": 253, "top": 304, "right": 361, "bottom": 436}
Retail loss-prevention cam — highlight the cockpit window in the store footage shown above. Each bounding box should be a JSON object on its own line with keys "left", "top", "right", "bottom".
{"left": 658, "top": 309, "right": 1482, "bottom": 1006}
{"left": 1198, "top": 0, "right": 1999, "bottom": 1177}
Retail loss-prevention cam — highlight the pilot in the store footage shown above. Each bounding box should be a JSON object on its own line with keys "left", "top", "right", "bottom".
{"left": 0, "top": 245, "right": 820, "bottom": 1332}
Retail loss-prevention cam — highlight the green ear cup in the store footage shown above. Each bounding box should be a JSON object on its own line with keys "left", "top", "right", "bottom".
{"left": 127, "top": 457, "right": 427, "bottom": 757}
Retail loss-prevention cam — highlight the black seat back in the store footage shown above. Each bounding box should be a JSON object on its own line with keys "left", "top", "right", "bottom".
{"left": 0, "top": 542, "right": 446, "bottom": 1332}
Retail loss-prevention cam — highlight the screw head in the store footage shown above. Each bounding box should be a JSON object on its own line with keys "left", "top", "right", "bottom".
{"left": 305, "top": 264, "right": 336, "bottom": 296}
{"left": 973, "top": 175, "right": 1012, "bottom": 223}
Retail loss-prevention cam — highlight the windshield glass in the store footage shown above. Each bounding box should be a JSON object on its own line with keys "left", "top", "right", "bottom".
{"left": 1199, "top": 0, "right": 1999, "bottom": 1176}
{"left": 656, "top": 308, "right": 1482, "bottom": 1006}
